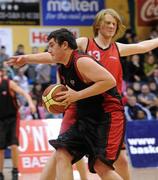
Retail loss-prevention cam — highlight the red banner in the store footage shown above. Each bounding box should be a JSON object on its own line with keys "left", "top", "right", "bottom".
{"left": 137, "top": 0, "right": 158, "bottom": 26}
{"left": 18, "top": 119, "right": 62, "bottom": 173}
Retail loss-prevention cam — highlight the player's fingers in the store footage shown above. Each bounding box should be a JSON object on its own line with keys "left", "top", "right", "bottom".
{"left": 64, "top": 103, "right": 70, "bottom": 109}
{"left": 6, "top": 59, "right": 16, "bottom": 65}
{"left": 55, "top": 95, "right": 66, "bottom": 101}
{"left": 65, "top": 85, "right": 72, "bottom": 90}
{"left": 60, "top": 100, "right": 68, "bottom": 106}
{"left": 56, "top": 91, "right": 67, "bottom": 96}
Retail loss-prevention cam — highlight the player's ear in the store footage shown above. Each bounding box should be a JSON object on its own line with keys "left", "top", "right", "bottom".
{"left": 62, "top": 41, "right": 69, "bottom": 50}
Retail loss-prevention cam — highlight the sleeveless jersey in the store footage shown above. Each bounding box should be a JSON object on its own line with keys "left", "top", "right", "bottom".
{"left": 58, "top": 50, "right": 104, "bottom": 119}
{"left": 86, "top": 38, "right": 124, "bottom": 112}
{"left": 86, "top": 38, "right": 123, "bottom": 94}
{"left": 0, "top": 79, "right": 18, "bottom": 118}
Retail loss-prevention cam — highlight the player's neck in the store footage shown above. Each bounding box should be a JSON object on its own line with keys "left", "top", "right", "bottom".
{"left": 63, "top": 49, "right": 74, "bottom": 66}
{"left": 95, "top": 35, "right": 112, "bottom": 49}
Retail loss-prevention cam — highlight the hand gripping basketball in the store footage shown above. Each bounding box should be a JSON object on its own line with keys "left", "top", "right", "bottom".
{"left": 42, "top": 84, "right": 68, "bottom": 114}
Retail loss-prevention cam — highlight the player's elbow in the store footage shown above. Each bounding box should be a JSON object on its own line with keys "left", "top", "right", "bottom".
{"left": 108, "top": 75, "right": 116, "bottom": 88}
{"left": 102, "top": 75, "right": 116, "bottom": 91}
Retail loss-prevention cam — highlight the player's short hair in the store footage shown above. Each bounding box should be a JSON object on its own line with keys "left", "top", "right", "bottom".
{"left": 47, "top": 28, "right": 77, "bottom": 50}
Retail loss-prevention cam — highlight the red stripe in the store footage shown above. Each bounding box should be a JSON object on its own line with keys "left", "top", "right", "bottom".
{"left": 16, "top": 112, "right": 20, "bottom": 138}
{"left": 105, "top": 111, "right": 125, "bottom": 160}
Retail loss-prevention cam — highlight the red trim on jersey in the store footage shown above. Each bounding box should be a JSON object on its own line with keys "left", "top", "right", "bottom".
{"left": 65, "top": 50, "right": 75, "bottom": 68}
{"left": 60, "top": 104, "right": 77, "bottom": 134}
{"left": 105, "top": 111, "right": 125, "bottom": 160}
{"left": 16, "top": 112, "right": 20, "bottom": 138}
{"left": 73, "top": 51, "right": 93, "bottom": 85}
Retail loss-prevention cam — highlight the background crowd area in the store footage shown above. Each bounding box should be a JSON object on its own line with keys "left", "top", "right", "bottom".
{"left": 0, "top": 26, "right": 158, "bottom": 122}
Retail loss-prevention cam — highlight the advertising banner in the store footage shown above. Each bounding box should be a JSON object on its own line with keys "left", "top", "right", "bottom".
{"left": 137, "top": 0, "right": 158, "bottom": 26}
{"left": 126, "top": 121, "right": 158, "bottom": 168}
{"left": 29, "top": 28, "right": 80, "bottom": 47}
{"left": 42, "top": 0, "right": 105, "bottom": 26}
{"left": 0, "top": 28, "right": 13, "bottom": 56}
{"left": 18, "top": 119, "right": 61, "bottom": 173}
{"left": 0, "top": 0, "right": 40, "bottom": 25}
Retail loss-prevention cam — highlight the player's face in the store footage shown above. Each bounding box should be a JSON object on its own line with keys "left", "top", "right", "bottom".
{"left": 99, "top": 14, "right": 117, "bottom": 39}
{"left": 48, "top": 38, "right": 64, "bottom": 63}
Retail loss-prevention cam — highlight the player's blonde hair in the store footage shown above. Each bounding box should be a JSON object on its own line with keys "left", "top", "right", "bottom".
{"left": 93, "top": 9, "right": 126, "bottom": 41}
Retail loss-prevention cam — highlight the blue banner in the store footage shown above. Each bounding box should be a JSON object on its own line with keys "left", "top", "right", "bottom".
{"left": 125, "top": 121, "right": 158, "bottom": 168}
{"left": 41, "top": 0, "right": 105, "bottom": 26}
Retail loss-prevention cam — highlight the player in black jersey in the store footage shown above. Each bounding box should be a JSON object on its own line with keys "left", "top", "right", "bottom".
{"left": 7, "top": 28, "right": 125, "bottom": 180}
{"left": 0, "top": 68, "right": 36, "bottom": 180}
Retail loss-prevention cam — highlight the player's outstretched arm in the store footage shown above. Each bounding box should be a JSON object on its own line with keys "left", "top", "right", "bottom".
{"left": 117, "top": 37, "right": 158, "bottom": 57}
{"left": 7, "top": 52, "right": 54, "bottom": 68}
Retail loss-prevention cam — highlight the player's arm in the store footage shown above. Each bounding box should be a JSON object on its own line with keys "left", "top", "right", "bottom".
{"left": 57, "top": 57, "right": 116, "bottom": 103}
{"left": 76, "top": 37, "right": 88, "bottom": 52}
{"left": 76, "top": 57, "right": 116, "bottom": 99}
{"left": 7, "top": 52, "right": 54, "bottom": 68}
{"left": 116, "top": 38, "right": 158, "bottom": 57}
{"left": 9, "top": 80, "right": 36, "bottom": 113}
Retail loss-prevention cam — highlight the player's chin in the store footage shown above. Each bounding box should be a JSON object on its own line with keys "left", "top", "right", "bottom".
{"left": 108, "top": 32, "right": 115, "bottom": 37}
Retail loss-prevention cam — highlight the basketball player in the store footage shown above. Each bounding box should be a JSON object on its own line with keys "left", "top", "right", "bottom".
{"left": 0, "top": 68, "right": 36, "bottom": 180}
{"left": 76, "top": 9, "right": 158, "bottom": 180}
{"left": 8, "top": 28, "right": 126, "bottom": 180}
{"left": 7, "top": 9, "right": 158, "bottom": 180}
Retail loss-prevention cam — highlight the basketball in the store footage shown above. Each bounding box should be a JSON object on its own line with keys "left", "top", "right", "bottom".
{"left": 42, "top": 84, "right": 68, "bottom": 114}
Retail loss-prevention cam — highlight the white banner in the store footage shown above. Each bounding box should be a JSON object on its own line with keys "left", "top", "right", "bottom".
{"left": 29, "top": 28, "right": 80, "bottom": 47}
{"left": 0, "top": 28, "right": 13, "bottom": 56}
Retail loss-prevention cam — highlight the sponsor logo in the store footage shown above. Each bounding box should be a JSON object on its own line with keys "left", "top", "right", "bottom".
{"left": 109, "top": 56, "right": 117, "bottom": 60}
{"left": 127, "top": 138, "right": 158, "bottom": 154}
{"left": 47, "top": 0, "right": 99, "bottom": 12}
{"left": 141, "top": 0, "right": 158, "bottom": 22}
{"left": 2, "top": 91, "right": 7, "bottom": 95}
{"left": 70, "top": 80, "right": 75, "bottom": 86}
{"left": 29, "top": 28, "right": 79, "bottom": 47}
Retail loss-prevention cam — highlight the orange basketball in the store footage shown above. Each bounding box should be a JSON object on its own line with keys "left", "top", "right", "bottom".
{"left": 42, "top": 84, "right": 68, "bottom": 114}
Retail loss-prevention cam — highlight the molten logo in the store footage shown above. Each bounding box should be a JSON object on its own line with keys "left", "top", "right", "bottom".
{"left": 141, "top": 0, "right": 158, "bottom": 21}
{"left": 47, "top": 0, "right": 99, "bottom": 12}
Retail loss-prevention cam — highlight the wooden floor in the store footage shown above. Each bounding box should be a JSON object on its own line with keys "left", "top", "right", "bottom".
{"left": 4, "top": 168, "right": 100, "bottom": 180}
{"left": 4, "top": 159, "right": 158, "bottom": 180}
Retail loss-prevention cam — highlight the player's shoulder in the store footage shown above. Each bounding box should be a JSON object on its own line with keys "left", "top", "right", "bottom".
{"left": 76, "top": 37, "right": 88, "bottom": 42}
{"left": 76, "top": 37, "right": 88, "bottom": 51}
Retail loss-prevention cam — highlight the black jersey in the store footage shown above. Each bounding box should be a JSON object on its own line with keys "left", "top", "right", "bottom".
{"left": 58, "top": 50, "right": 104, "bottom": 118}
{"left": 0, "top": 79, "right": 18, "bottom": 119}
{"left": 49, "top": 50, "right": 113, "bottom": 172}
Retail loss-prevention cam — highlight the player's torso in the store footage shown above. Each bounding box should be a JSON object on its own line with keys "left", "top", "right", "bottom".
{"left": 0, "top": 79, "right": 18, "bottom": 118}
{"left": 59, "top": 50, "right": 104, "bottom": 111}
{"left": 86, "top": 39, "right": 124, "bottom": 112}
{"left": 86, "top": 38, "right": 123, "bottom": 94}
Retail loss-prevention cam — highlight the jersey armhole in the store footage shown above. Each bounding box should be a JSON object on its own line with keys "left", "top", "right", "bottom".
{"left": 114, "top": 42, "right": 121, "bottom": 58}
{"left": 85, "top": 38, "right": 89, "bottom": 53}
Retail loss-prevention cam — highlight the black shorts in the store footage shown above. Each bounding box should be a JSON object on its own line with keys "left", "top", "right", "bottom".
{"left": 49, "top": 112, "right": 115, "bottom": 173}
{"left": 0, "top": 116, "right": 19, "bottom": 149}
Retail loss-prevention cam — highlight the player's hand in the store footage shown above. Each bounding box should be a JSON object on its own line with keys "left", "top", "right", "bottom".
{"left": 55, "top": 86, "right": 80, "bottom": 105}
{"left": 29, "top": 103, "right": 36, "bottom": 114}
{"left": 6, "top": 55, "right": 28, "bottom": 68}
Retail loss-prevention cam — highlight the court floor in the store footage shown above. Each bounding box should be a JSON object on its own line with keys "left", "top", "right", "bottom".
{"left": 4, "top": 159, "right": 158, "bottom": 180}
{"left": 4, "top": 169, "right": 100, "bottom": 180}
{"left": 4, "top": 159, "right": 100, "bottom": 180}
